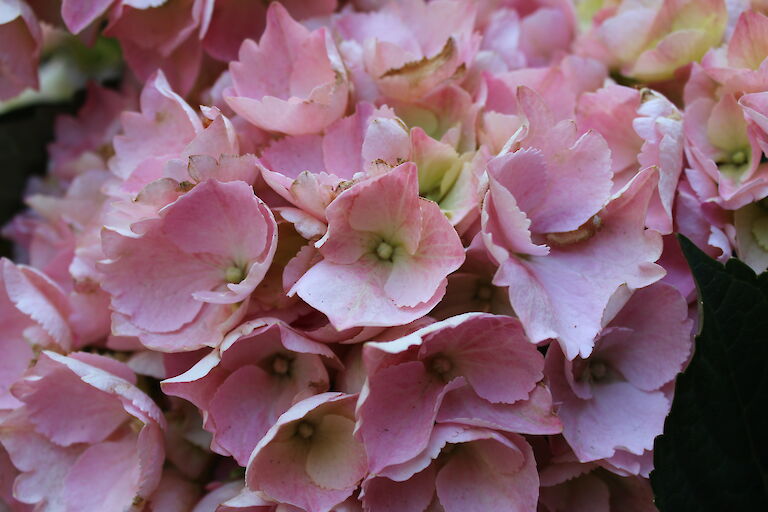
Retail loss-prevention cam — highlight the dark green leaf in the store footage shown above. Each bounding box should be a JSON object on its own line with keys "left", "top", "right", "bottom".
{"left": 651, "top": 235, "right": 768, "bottom": 511}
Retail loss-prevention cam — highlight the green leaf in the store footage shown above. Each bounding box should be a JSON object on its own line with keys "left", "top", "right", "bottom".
{"left": 650, "top": 235, "right": 768, "bottom": 511}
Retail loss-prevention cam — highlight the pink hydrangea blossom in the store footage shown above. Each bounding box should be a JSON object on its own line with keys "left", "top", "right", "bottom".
{"left": 162, "top": 319, "right": 339, "bottom": 465}
{"left": 334, "top": 0, "right": 479, "bottom": 102}
{"left": 537, "top": 436, "right": 657, "bottom": 512}
{"left": 475, "top": 0, "right": 577, "bottom": 70}
{"left": 362, "top": 424, "right": 539, "bottom": 512}
{"left": 0, "top": 352, "right": 165, "bottom": 511}
{"left": 100, "top": 179, "right": 278, "bottom": 351}
{"left": 545, "top": 283, "right": 693, "bottom": 472}
{"left": 104, "top": 0, "right": 207, "bottom": 95}
{"left": 482, "top": 89, "right": 665, "bottom": 359}
{"left": 577, "top": 85, "right": 685, "bottom": 234}
{"left": 0, "top": 259, "right": 75, "bottom": 410}
{"left": 246, "top": 393, "right": 367, "bottom": 512}
{"left": 202, "top": 0, "right": 338, "bottom": 63}
{"left": 356, "top": 313, "right": 553, "bottom": 474}
{"left": 684, "top": 88, "right": 768, "bottom": 209}
{"left": 258, "top": 102, "right": 410, "bottom": 233}
{"left": 577, "top": 0, "right": 727, "bottom": 82}
{"left": 108, "top": 72, "right": 203, "bottom": 187}
{"left": 225, "top": 3, "right": 348, "bottom": 135}
{"left": 290, "top": 162, "right": 465, "bottom": 330}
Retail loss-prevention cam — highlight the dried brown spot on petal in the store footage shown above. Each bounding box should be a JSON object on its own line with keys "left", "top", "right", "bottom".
{"left": 545, "top": 215, "right": 602, "bottom": 247}
{"left": 380, "top": 38, "right": 456, "bottom": 81}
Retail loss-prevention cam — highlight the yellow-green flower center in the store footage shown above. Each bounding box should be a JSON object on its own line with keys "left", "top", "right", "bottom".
{"left": 376, "top": 241, "right": 395, "bottom": 261}
{"left": 225, "top": 266, "right": 245, "bottom": 283}
{"left": 731, "top": 149, "right": 747, "bottom": 165}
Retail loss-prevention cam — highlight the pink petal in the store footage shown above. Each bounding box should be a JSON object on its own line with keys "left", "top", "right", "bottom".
{"left": 356, "top": 361, "right": 447, "bottom": 474}
{"left": 2, "top": 260, "right": 72, "bottom": 350}
{"left": 418, "top": 314, "right": 543, "bottom": 404}
{"left": 362, "top": 466, "right": 436, "bottom": 512}
{"left": 728, "top": 10, "right": 768, "bottom": 70}
{"left": 202, "top": 0, "right": 268, "bottom": 62}
{"left": 385, "top": 198, "right": 465, "bottom": 307}
{"left": 599, "top": 282, "right": 693, "bottom": 391}
{"left": 436, "top": 432, "right": 538, "bottom": 512}
{"left": 329, "top": 163, "right": 422, "bottom": 256}
{"left": 305, "top": 414, "right": 367, "bottom": 490}
{"left": 110, "top": 72, "right": 201, "bottom": 181}
{"left": 0, "top": 2, "right": 41, "bottom": 100}
{"left": 61, "top": 434, "right": 147, "bottom": 512}
{"left": 577, "top": 85, "right": 642, "bottom": 175}
{"left": 481, "top": 173, "right": 548, "bottom": 261}
{"left": 562, "top": 380, "right": 670, "bottom": 461}
{"left": 38, "top": 351, "right": 165, "bottom": 428}
{"left": 147, "top": 470, "right": 200, "bottom": 512}
{"left": 101, "top": 227, "right": 222, "bottom": 333}
{"left": 17, "top": 364, "right": 127, "bottom": 446}
{"left": 292, "top": 258, "right": 444, "bottom": 330}
{"left": 634, "top": 90, "right": 684, "bottom": 235}
{"left": 0, "top": 333, "right": 32, "bottom": 410}
{"left": 247, "top": 393, "right": 363, "bottom": 512}
{"left": 496, "top": 129, "right": 613, "bottom": 234}
{"left": 227, "top": 4, "right": 347, "bottom": 135}
{"left": 208, "top": 365, "right": 279, "bottom": 466}
{"left": 62, "top": 0, "right": 114, "bottom": 33}
{"left": 0, "top": 413, "right": 80, "bottom": 509}
{"left": 161, "top": 179, "right": 276, "bottom": 269}
{"left": 497, "top": 168, "right": 665, "bottom": 359}
{"left": 261, "top": 135, "right": 325, "bottom": 180}
{"left": 436, "top": 384, "right": 562, "bottom": 435}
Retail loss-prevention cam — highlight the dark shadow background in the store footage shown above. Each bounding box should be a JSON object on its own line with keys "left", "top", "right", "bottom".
{"left": 0, "top": 97, "right": 83, "bottom": 259}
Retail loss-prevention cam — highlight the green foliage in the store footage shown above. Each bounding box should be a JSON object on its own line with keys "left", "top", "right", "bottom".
{"left": 651, "top": 236, "right": 768, "bottom": 511}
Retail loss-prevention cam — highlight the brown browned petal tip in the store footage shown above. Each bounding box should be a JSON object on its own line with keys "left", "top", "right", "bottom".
{"left": 380, "top": 38, "right": 456, "bottom": 79}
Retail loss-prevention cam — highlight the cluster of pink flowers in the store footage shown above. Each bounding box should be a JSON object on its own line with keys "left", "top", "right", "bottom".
{"left": 3, "top": 0, "right": 768, "bottom": 510}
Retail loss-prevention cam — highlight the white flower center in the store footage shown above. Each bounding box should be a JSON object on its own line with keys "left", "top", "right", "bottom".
{"left": 376, "top": 241, "right": 395, "bottom": 261}
{"left": 297, "top": 421, "right": 315, "bottom": 439}
{"left": 271, "top": 356, "right": 290, "bottom": 375}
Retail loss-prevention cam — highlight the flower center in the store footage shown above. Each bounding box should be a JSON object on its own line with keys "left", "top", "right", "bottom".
{"left": 475, "top": 284, "right": 494, "bottom": 301}
{"left": 376, "top": 241, "right": 395, "bottom": 261}
{"left": 430, "top": 356, "right": 452, "bottom": 375}
{"left": 271, "top": 355, "right": 290, "bottom": 376}
{"left": 296, "top": 421, "right": 315, "bottom": 439}
{"left": 225, "top": 266, "right": 245, "bottom": 283}
{"left": 731, "top": 150, "right": 747, "bottom": 165}
{"left": 589, "top": 360, "right": 609, "bottom": 381}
